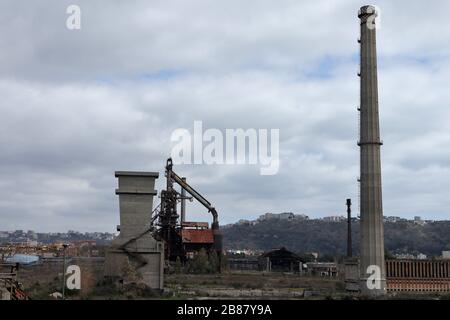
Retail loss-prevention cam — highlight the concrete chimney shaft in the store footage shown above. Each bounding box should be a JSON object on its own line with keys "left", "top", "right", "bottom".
{"left": 358, "top": 5, "right": 386, "bottom": 295}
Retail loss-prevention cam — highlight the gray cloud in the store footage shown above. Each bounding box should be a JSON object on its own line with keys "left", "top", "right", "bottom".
{"left": 0, "top": 0, "right": 449, "bottom": 232}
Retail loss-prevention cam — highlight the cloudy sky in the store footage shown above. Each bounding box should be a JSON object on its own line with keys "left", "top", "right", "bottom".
{"left": 1, "top": 0, "right": 449, "bottom": 232}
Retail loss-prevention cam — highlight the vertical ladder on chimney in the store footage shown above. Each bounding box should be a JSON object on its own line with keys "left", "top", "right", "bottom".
{"left": 357, "top": 35, "right": 361, "bottom": 220}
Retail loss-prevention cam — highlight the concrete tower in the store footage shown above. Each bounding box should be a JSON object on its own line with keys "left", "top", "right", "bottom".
{"left": 105, "top": 171, "right": 164, "bottom": 290}
{"left": 358, "top": 5, "right": 386, "bottom": 295}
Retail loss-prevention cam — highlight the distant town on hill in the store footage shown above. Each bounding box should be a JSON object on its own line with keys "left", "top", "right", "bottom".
{"left": 222, "top": 213, "right": 450, "bottom": 259}
{"left": 0, "top": 230, "right": 114, "bottom": 245}
{"left": 1, "top": 213, "right": 449, "bottom": 259}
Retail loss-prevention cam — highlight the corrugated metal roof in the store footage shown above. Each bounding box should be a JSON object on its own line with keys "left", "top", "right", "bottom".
{"left": 261, "top": 247, "right": 301, "bottom": 260}
{"left": 6, "top": 254, "right": 40, "bottom": 265}
{"left": 181, "top": 229, "right": 214, "bottom": 244}
{"left": 182, "top": 221, "right": 209, "bottom": 228}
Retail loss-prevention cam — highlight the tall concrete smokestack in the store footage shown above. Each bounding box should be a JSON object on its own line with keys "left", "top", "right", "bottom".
{"left": 357, "top": 5, "right": 386, "bottom": 295}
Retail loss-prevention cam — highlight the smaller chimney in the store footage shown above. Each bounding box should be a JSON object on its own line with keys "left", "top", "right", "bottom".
{"left": 346, "top": 199, "right": 352, "bottom": 257}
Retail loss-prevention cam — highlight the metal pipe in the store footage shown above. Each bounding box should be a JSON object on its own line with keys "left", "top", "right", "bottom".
{"left": 62, "top": 244, "right": 67, "bottom": 300}
{"left": 181, "top": 177, "right": 186, "bottom": 224}
{"left": 346, "top": 199, "right": 352, "bottom": 257}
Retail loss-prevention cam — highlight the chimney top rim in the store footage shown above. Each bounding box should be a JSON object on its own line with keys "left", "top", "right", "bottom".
{"left": 358, "top": 5, "right": 378, "bottom": 18}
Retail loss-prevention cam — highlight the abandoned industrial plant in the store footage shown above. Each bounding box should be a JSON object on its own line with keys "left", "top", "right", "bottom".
{"left": 1, "top": 2, "right": 450, "bottom": 304}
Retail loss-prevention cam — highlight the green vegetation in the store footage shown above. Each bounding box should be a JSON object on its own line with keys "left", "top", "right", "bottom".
{"left": 223, "top": 220, "right": 450, "bottom": 257}
{"left": 174, "top": 256, "right": 182, "bottom": 274}
{"left": 184, "top": 248, "right": 224, "bottom": 274}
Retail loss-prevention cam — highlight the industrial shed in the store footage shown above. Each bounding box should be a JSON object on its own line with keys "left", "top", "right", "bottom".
{"left": 258, "top": 247, "right": 304, "bottom": 273}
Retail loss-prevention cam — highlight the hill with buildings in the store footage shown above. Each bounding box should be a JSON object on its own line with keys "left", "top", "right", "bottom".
{"left": 222, "top": 213, "right": 450, "bottom": 259}
{"left": 1, "top": 214, "right": 449, "bottom": 261}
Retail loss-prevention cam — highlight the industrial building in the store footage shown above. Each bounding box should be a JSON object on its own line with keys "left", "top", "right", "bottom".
{"left": 153, "top": 158, "right": 222, "bottom": 264}
{"left": 4, "top": 254, "right": 40, "bottom": 266}
{"left": 259, "top": 248, "right": 304, "bottom": 273}
{"left": 105, "top": 158, "right": 223, "bottom": 289}
{"left": 306, "top": 262, "right": 339, "bottom": 278}
{"left": 386, "top": 260, "right": 450, "bottom": 292}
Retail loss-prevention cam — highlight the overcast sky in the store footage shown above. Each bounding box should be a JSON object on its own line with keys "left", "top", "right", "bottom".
{"left": 1, "top": 0, "right": 449, "bottom": 232}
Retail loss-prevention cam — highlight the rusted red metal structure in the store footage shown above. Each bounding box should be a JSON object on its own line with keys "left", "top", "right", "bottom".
{"left": 153, "top": 159, "right": 222, "bottom": 267}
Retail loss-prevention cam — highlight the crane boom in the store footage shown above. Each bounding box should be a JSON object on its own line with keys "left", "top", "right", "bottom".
{"left": 157, "top": 158, "right": 223, "bottom": 266}
{"left": 165, "top": 158, "right": 219, "bottom": 229}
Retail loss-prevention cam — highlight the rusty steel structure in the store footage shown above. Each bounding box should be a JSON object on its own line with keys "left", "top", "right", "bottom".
{"left": 153, "top": 158, "right": 222, "bottom": 266}
{"left": 0, "top": 263, "right": 28, "bottom": 300}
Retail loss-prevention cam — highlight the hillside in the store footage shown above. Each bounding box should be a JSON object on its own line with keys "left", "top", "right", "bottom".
{"left": 222, "top": 219, "right": 450, "bottom": 258}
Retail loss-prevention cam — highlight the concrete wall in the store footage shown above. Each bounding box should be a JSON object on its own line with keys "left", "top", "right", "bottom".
{"left": 344, "top": 258, "right": 360, "bottom": 292}
{"left": 0, "top": 288, "right": 11, "bottom": 300}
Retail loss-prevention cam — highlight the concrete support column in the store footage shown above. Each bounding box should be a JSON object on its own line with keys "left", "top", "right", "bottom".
{"left": 387, "top": 261, "right": 391, "bottom": 277}
{"left": 105, "top": 171, "right": 165, "bottom": 290}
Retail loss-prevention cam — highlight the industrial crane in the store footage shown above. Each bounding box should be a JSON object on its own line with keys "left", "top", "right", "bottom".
{"left": 153, "top": 158, "right": 222, "bottom": 267}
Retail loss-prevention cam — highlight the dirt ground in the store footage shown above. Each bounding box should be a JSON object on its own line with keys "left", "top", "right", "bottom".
{"left": 11, "top": 258, "right": 104, "bottom": 299}
{"left": 11, "top": 260, "right": 344, "bottom": 299}
{"left": 10, "top": 261, "right": 449, "bottom": 300}
{"left": 14, "top": 258, "right": 450, "bottom": 300}
{"left": 165, "top": 271, "right": 344, "bottom": 299}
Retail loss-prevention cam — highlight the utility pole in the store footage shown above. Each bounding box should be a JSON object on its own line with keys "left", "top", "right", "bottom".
{"left": 62, "top": 243, "right": 68, "bottom": 300}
